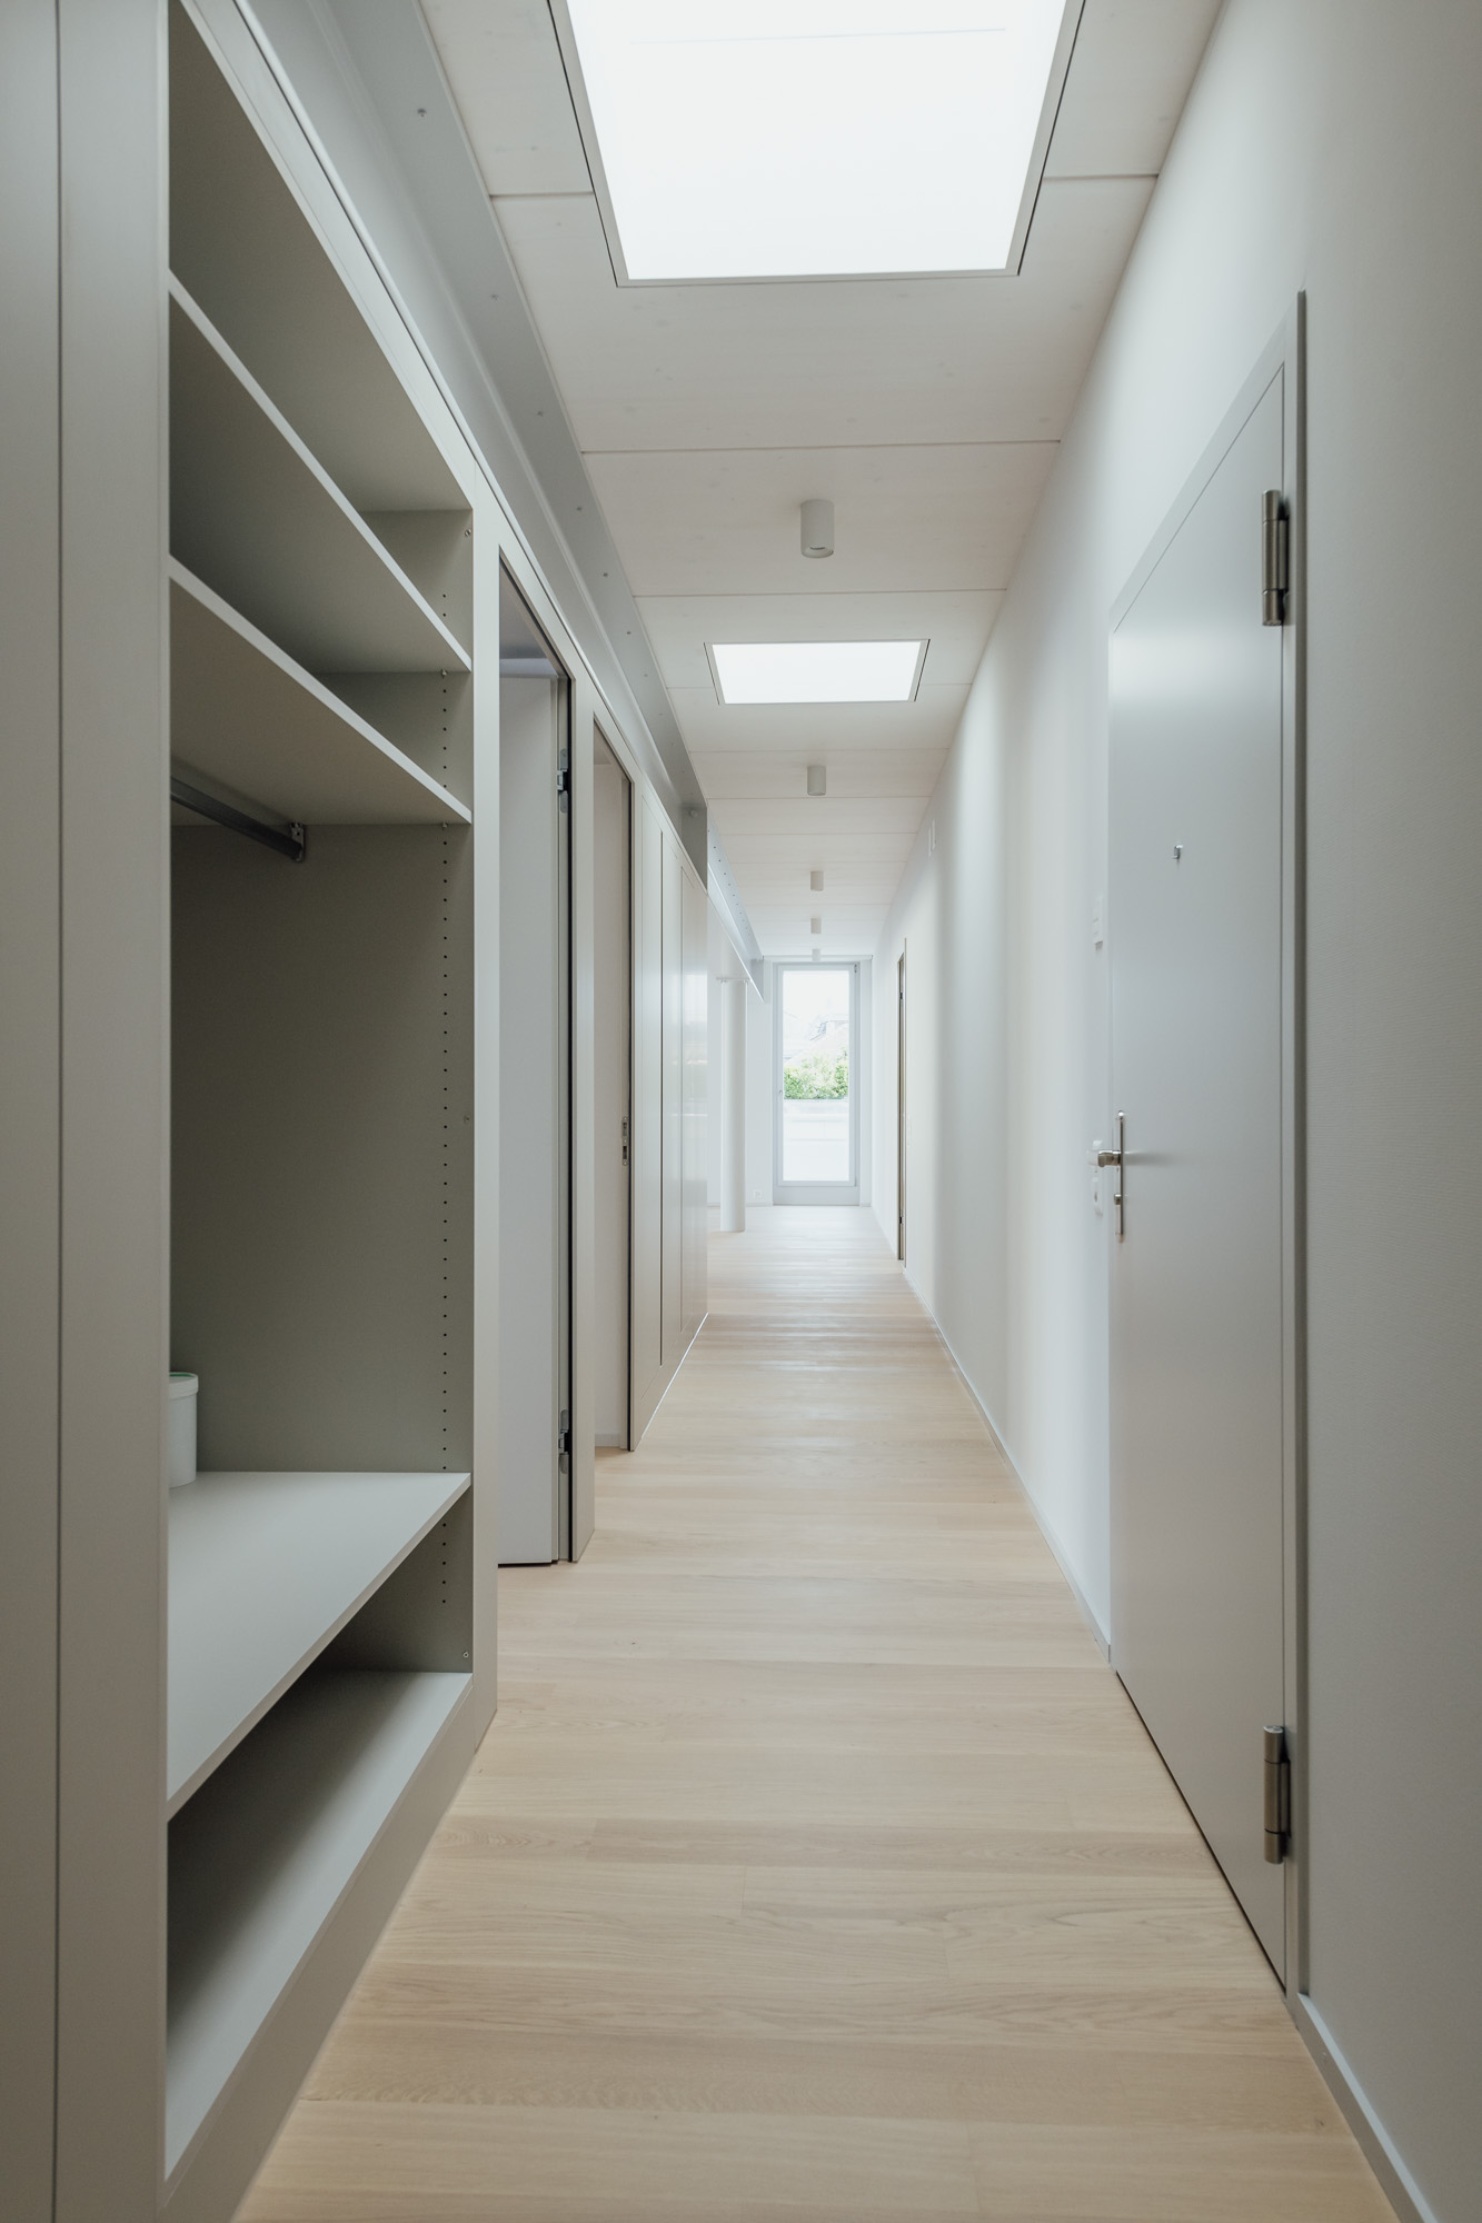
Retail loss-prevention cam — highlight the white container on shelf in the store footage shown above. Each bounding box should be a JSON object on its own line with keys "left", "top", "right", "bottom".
{"left": 169, "top": 1373, "right": 199, "bottom": 1491}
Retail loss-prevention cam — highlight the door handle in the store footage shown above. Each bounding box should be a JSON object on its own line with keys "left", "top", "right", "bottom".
{"left": 1095, "top": 1113, "right": 1126, "bottom": 1239}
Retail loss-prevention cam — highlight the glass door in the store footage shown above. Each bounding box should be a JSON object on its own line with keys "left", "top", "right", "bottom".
{"left": 773, "top": 964, "right": 859, "bottom": 1204}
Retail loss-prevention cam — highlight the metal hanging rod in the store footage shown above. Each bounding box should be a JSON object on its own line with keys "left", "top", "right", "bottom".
{"left": 170, "top": 775, "right": 306, "bottom": 864}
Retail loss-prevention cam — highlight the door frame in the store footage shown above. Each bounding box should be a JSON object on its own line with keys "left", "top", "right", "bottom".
{"left": 772, "top": 959, "right": 861, "bottom": 1205}
{"left": 1108, "top": 299, "right": 1306, "bottom": 1987}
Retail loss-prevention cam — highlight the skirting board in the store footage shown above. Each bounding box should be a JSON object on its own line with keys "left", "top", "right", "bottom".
{"left": 1292, "top": 1994, "right": 1436, "bottom": 2223}
{"left": 912, "top": 1285, "right": 1111, "bottom": 1659}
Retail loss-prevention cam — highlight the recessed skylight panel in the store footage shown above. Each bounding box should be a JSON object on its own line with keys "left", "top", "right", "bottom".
{"left": 561, "top": 0, "right": 1072, "bottom": 281}
{"left": 712, "top": 641, "right": 924, "bottom": 704}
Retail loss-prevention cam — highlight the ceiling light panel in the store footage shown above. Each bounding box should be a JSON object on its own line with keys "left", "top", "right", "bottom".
{"left": 560, "top": 0, "right": 1075, "bottom": 281}
{"left": 712, "top": 640, "right": 925, "bottom": 704}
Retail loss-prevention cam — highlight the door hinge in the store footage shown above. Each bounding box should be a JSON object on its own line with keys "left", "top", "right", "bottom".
{"left": 1263, "top": 1725, "right": 1292, "bottom": 1863}
{"left": 621, "top": 1116, "right": 629, "bottom": 1163}
{"left": 556, "top": 750, "right": 570, "bottom": 810}
{"left": 1262, "top": 491, "right": 1289, "bottom": 626}
{"left": 558, "top": 1407, "right": 571, "bottom": 1467}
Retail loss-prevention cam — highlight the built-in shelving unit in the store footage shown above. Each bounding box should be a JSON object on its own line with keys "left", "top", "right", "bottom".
{"left": 167, "top": 1666, "right": 468, "bottom": 2174}
{"left": 170, "top": 0, "right": 466, "bottom": 519}
{"left": 159, "top": 6, "right": 487, "bottom": 2218}
{"left": 169, "top": 280, "right": 469, "bottom": 675}
{"left": 168, "top": 1469, "right": 471, "bottom": 1815}
{"left": 170, "top": 563, "right": 470, "bottom": 828}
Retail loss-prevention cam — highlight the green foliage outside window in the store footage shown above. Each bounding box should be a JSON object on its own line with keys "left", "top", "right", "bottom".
{"left": 783, "top": 1050, "right": 849, "bottom": 1100}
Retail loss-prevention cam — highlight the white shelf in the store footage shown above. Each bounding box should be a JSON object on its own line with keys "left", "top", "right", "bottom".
{"left": 166, "top": 1666, "right": 468, "bottom": 2176}
{"left": 169, "top": 278, "right": 471, "bottom": 674}
{"left": 168, "top": 1469, "right": 469, "bottom": 1816}
{"left": 170, "top": 562, "right": 470, "bottom": 829}
{"left": 170, "top": 0, "right": 466, "bottom": 515}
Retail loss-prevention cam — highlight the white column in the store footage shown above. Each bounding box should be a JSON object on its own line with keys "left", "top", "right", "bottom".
{"left": 719, "top": 977, "right": 746, "bottom": 1232}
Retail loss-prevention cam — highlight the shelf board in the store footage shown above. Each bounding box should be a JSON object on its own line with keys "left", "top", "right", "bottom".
{"left": 167, "top": 1666, "right": 469, "bottom": 2176}
{"left": 171, "top": 0, "right": 467, "bottom": 515}
{"left": 168, "top": 1469, "right": 470, "bottom": 1816}
{"left": 170, "top": 562, "right": 470, "bottom": 828}
{"left": 169, "top": 278, "right": 471, "bottom": 674}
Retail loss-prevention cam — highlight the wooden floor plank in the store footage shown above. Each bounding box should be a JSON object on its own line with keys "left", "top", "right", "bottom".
{"left": 239, "top": 1206, "right": 1391, "bottom": 2223}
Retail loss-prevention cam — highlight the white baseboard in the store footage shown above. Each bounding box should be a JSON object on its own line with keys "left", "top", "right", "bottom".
{"left": 918, "top": 1305, "right": 1111, "bottom": 1659}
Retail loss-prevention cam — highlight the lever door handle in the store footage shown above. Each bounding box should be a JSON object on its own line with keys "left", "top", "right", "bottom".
{"left": 1095, "top": 1113, "right": 1126, "bottom": 1239}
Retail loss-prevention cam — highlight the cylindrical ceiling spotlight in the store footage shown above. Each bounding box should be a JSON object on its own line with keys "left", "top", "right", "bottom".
{"left": 800, "top": 498, "right": 834, "bottom": 560}
{"left": 810, "top": 915, "right": 823, "bottom": 937}
{"left": 810, "top": 869, "right": 824, "bottom": 891}
{"left": 807, "top": 764, "right": 827, "bottom": 796}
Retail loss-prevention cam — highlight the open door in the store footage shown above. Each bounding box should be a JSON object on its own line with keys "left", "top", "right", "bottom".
{"left": 498, "top": 573, "right": 572, "bottom": 1561}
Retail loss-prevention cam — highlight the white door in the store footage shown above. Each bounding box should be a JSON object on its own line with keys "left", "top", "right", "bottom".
{"left": 592, "top": 729, "right": 631, "bottom": 1451}
{"left": 1109, "top": 366, "right": 1292, "bottom": 1973}
{"left": 498, "top": 574, "right": 573, "bottom": 1563}
{"left": 773, "top": 963, "right": 859, "bottom": 1205}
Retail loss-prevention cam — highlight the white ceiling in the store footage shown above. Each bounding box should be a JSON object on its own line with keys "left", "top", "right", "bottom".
{"left": 424, "top": 0, "right": 1222, "bottom": 955}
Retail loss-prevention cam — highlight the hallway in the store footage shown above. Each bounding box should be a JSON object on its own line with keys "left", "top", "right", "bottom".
{"left": 242, "top": 1210, "right": 1386, "bottom": 2222}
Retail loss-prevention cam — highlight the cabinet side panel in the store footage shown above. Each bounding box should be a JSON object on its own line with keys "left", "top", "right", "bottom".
{"left": 55, "top": 2, "right": 170, "bottom": 2218}
{"left": 0, "top": 7, "right": 62, "bottom": 2217}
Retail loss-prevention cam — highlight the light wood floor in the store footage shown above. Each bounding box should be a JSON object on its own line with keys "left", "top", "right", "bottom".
{"left": 242, "top": 1206, "right": 1390, "bottom": 2222}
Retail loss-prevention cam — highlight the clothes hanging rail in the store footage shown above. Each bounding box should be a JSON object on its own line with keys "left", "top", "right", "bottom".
{"left": 171, "top": 773, "right": 307, "bottom": 863}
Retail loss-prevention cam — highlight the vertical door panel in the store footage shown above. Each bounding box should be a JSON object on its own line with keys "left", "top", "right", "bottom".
{"left": 896, "top": 951, "right": 907, "bottom": 1260}
{"left": 1109, "top": 374, "right": 1287, "bottom": 1970}
{"left": 592, "top": 733, "right": 632, "bottom": 1446}
{"left": 499, "top": 674, "right": 559, "bottom": 1560}
{"left": 681, "top": 867, "right": 709, "bottom": 1345}
{"left": 660, "top": 833, "right": 683, "bottom": 1363}
{"left": 631, "top": 798, "right": 664, "bottom": 1425}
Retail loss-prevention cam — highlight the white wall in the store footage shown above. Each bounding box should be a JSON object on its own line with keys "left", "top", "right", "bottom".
{"left": 874, "top": 5, "right": 1482, "bottom": 2219}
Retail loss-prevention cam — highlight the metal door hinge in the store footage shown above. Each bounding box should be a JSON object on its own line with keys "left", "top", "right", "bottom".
{"left": 621, "top": 1116, "right": 629, "bottom": 1163}
{"left": 556, "top": 750, "right": 570, "bottom": 810}
{"left": 558, "top": 1408, "right": 571, "bottom": 1468}
{"left": 1262, "top": 491, "right": 1289, "bottom": 626}
{"left": 1263, "top": 1725, "right": 1292, "bottom": 1862}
